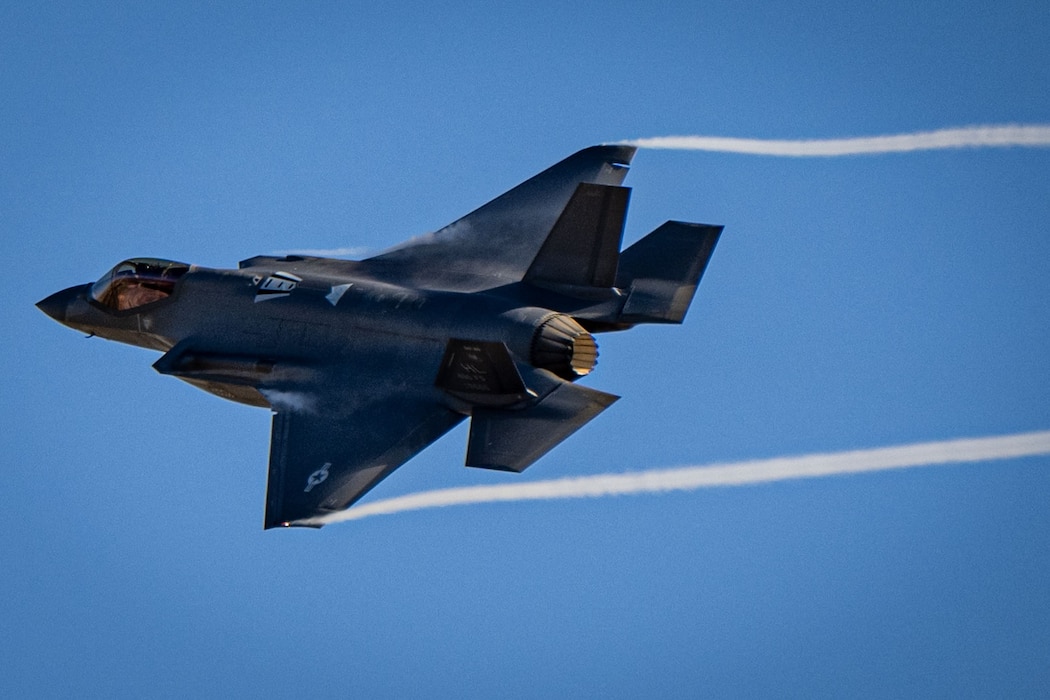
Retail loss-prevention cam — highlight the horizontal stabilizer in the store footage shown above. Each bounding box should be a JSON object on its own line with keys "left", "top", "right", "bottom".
{"left": 525, "top": 183, "right": 630, "bottom": 290}
{"left": 466, "top": 378, "right": 618, "bottom": 473}
{"left": 616, "top": 221, "right": 722, "bottom": 323}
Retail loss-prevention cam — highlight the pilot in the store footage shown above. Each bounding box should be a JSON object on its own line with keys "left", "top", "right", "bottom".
{"left": 116, "top": 281, "right": 169, "bottom": 310}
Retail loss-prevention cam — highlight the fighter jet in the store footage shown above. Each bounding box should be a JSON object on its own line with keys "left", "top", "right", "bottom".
{"left": 37, "top": 145, "right": 722, "bottom": 528}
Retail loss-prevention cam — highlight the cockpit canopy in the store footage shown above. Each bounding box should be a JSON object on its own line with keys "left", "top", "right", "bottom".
{"left": 90, "top": 258, "right": 190, "bottom": 311}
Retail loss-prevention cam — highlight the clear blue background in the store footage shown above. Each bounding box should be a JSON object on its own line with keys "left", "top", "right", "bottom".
{"left": 4, "top": 2, "right": 1049, "bottom": 697}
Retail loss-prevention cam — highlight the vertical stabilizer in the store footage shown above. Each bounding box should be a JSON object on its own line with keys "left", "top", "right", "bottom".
{"left": 525, "top": 183, "right": 630, "bottom": 290}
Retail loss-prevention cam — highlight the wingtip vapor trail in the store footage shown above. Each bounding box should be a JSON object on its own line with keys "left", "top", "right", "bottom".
{"left": 298, "top": 430, "right": 1050, "bottom": 527}
{"left": 617, "top": 124, "right": 1050, "bottom": 156}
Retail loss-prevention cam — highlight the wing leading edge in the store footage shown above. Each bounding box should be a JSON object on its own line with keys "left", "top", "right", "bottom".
{"left": 361, "top": 145, "right": 637, "bottom": 291}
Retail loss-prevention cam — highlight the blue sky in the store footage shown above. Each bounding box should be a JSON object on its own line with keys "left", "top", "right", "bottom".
{"left": 4, "top": 2, "right": 1049, "bottom": 697}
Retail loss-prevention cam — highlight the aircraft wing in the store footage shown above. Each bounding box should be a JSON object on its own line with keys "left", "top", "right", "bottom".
{"left": 360, "top": 144, "right": 637, "bottom": 291}
{"left": 263, "top": 377, "right": 464, "bottom": 529}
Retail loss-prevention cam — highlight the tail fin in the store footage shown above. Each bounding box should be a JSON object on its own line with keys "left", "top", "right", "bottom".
{"left": 524, "top": 183, "right": 629, "bottom": 290}
{"left": 615, "top": 222, "right": 722, "bottom": 323}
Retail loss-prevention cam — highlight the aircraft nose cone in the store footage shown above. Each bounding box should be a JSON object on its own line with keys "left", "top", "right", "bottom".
{"left": 36, "top": 286, "right": 83, "bottom": 324}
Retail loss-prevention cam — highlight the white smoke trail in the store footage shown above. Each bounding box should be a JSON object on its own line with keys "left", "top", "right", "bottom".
{"left": 621, "top": 124, "right": 1050, "bottom": 156}
{"left": 300, "top": 430, "right": 1050, "bottom": 526}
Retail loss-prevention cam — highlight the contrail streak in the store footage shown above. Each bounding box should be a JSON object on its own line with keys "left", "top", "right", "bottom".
{"left": 300, "top": 430, "right": 1050, "bottom": 526}
{"left": 621, "top": 124, "right": 1050, "bottom": 156}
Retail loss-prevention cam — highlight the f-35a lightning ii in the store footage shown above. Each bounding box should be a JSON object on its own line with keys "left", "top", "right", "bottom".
{"left": 37, "top": 145, "right": 722, "bottom": 528}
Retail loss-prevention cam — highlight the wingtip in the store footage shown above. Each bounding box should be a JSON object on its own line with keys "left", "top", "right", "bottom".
{"left": 580, "top": 143, "right": 638, "bottom": 166}
{"left": 264, "top": 518, "right": 323, "bottom": 530}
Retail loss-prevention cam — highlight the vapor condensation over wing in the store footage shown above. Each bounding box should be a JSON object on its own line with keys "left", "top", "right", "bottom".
{"left": 299, "top": 430, "right": 1050, "bottom": 526}
{"left": 621, "top": 124, "right": 1050, "bottom": 156}
{"left": 272, "top": 247, "right": 370, "bottom": 257}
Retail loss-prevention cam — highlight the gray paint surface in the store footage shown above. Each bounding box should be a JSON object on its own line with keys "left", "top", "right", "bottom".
{"left": 38, "top": 145, "right": 722, "bottom": 528}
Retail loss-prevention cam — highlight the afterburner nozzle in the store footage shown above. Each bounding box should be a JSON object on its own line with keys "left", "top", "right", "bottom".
{"left": 530, "top": 314, "right": 598, "bottom": 379}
